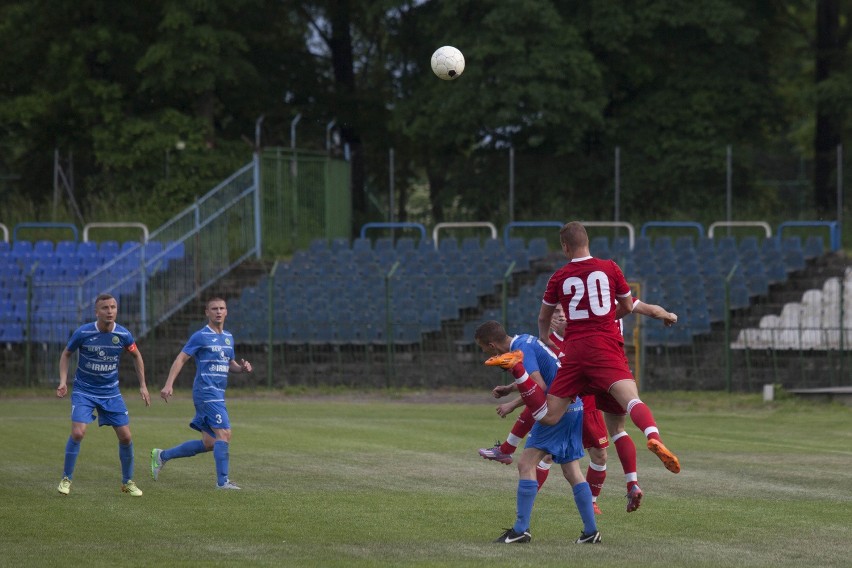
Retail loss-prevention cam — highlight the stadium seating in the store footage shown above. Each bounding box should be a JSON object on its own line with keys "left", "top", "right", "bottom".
{"left": 4, "top": 225, "right": 831, "bottom": 348}
{"left": 0, "top": 238, "right": 186, "bottom": 343}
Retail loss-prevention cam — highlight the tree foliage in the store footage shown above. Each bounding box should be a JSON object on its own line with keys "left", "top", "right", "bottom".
{"left": 0, "top": 0, "right": 847, "bottom": 231}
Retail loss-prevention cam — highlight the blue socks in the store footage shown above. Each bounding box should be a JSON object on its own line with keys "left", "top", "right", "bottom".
{"left": 161, "top": 440, "right": 207, "bottom": 462}
{"left": 213, "top": 441, "right": 229, "bottom": 486}
{"left": 572, "top": 481, "right": 597, "bottom": 535}
{"left": 160, "top": 439, "right": 226, "bottom": 485}
{"left": 63, "top": 437, "right": 81, "bottom": 479}
{"left": 119, "top": 442, "right": 134, "bottom": 484}
{"left": 513, "top": 479, "right": 539, "bottom": 533}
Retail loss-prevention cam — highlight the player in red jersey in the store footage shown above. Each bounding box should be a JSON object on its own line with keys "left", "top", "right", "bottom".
{"left": 478, "top": 306, "right": 607, "bottom": 510}
{"left": 506, "top": 221, "right": 681, "bottom": 475}
{"left": 481, "top": 298, "right": 677, "bottom": 512}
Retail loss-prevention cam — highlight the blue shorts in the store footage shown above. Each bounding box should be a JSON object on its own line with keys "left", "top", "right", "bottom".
{"left": 70, "top": 391, "right": 129, "bottom": 427}
{"left": 525, "top": 407, "right": 584, "bottom": 464}
{"left": 190, "top": 399, "right": 231, "bottom": 437}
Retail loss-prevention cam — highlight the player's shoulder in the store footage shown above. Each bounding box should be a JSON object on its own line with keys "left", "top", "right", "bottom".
{"left": 512, "top": 333, "right": 539, "bottom": 351}
{"left": 113, "top": 322, "right": 133, "bottom": 335}
{"left": 74, "top": 322, "right": 96, "bottom": 334}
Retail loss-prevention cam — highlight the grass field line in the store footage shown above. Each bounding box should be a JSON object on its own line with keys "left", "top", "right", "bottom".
{"left": 672, "top": 430, "right": 852, "bottom": 456}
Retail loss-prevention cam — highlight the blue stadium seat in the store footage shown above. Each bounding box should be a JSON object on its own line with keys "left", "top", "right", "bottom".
{"left": 308, "top": 238, "right": 328, "bottom": 253}
{"left": 77, "top": 241, "right": 98, "bottom": 258}
{"left": 55, "top": 240, "right": 76, "bottom": 258}
{"left": 612, "top": 236, "right": 632, "bottom": 257}
{"left": 439, "top": 237, "right": 459, "bottom": 253}
{"left": 330, "top": 238, "right": 350, "bottom": 253}
{"left": 374, "top": 237, "right": 394, "bottom": 254}
{"left": 664, "top": 325, "right": 693, "bottom": 347}
{"left": 590, "top": 236, "right": 610, "bottom": 259}
{"left": 352, "top": 238, "right": 372, "bottom": 254}
{"left": 781, "top": 237, "right": 805, "bottom": 272}
{"left": 738, "top": 236, "right": 759, "bottom": 256}
{"left": 420, "top": 309, "right": 442, "bottom": 333}
{"left": 416, "top": 238, "right": 435, "bottom": 251}
{"left": 145, "top": 241, "right": 163, "bottom": 258}
{"left": 0, "top": 322, "right": 24, "bottom": 343}
{"left": 717, "top": 236, "right": 737, "bottom": 257}
{"left": 165, "top": 241, "right": 185, "bottom": 260}
{"left": 11, "top": 240, "right": 33, "bottom": 257}
{"left": 0, "top": 241, "right": 9, "bottom": 254}
{"left": 760, "top": 237, "right": 782, "bottom": 260}
{"left": 803, "top": 235, "right": 824, "bottom": 259}
{"left": 653, "top": 236, "right": 675, "bottom": 260}
{"left": 747, "top": 270, "right": 770, "bottom": 297}
{"left": 393, "top": 324, "right": 422, "bottom": 346}
{"left": 633, "top": 237, "right": 652, "bottom": 257}
{"left": 482, "top": 238, "right": 504, "bottom": 258}
{"left": 527, "top": 238, "right": 548, "bottom": 259}
{"left": 98, "top": 240, "right": 120, "bottom": 261}
{"left": 461, "top": 237, "right": 481, "bottom": 254}
{"left": 643, "top": 324, "right": 666, "bottom": 347}
{"left": 696, "top": 237, "right": 715, "bottom": 256}
{"left": 706, "top": 295, "right": 725, "bottom": 322}
{"left": 762, "top": 256, "right": 787, "bottom": 284}
{"left": 687, "top": 308, "right": 712, "bottom": 335}
{"left": 395, "top": 237, "right": 416, "bottom": 254}
{"left": 674, "top": 236, "right": 696, "bottom": 257}
{"left": 729, "top": 283, "right": 751, "bottom": 310}
{"left": 33, "top": 240, "right": 54, "bottom": 257}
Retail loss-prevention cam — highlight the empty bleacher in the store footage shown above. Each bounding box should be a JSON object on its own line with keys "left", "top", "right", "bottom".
{"left": 225, "top": 235, "right": 553, "bottom": 346}
{"left": 220, "top": 228, "right": 834, "bottom": 350}
{"left": 732, "top": 268, "right": 852, "bottom": 350}
{"left": 2, "top": 220, "right": 836, "bottom": 354}
{"left": 0, "top": 238, "right": 186, "bottom": 344}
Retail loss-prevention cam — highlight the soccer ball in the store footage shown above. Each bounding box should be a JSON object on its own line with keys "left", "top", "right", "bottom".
{"left": 431, "top": 46, "right": 465, "bottom": 81}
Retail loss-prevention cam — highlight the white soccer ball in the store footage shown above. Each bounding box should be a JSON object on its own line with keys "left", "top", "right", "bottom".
{"left": 431, "top": 46, "right": 465, "bottom": 81}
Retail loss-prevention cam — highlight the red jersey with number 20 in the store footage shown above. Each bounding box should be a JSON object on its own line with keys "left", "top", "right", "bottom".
{"left": 543, "top": 256, "right": 631, "bottom": 343}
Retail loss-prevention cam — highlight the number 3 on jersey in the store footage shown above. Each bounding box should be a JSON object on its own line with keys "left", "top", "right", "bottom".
{"left": 563, "top": 271, "right": 612, "bottom": 320}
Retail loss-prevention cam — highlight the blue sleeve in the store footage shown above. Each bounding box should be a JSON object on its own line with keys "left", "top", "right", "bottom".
{"left": 182, "top": 332, "right": 201, "bottom": 357}
{"left": 518, "top": 343, "right": 541, "bottom": 376}
{"left": 123, "top": 326, "right": 136, "bottom": 349}
{"left": 65, "top": 328, "right": 83, "bottom": 352}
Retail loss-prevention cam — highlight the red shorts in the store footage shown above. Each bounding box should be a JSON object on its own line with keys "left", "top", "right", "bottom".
{"left": 581, "top": 395, "right": 609, "bottom": 449}
{"left": 550, "top": 335, "right": 634, "bottom": 417}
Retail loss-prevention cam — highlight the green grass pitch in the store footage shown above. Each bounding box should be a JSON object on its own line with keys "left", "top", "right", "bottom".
{"left": 1, "top": 390, "right": 850, "bottom": 567}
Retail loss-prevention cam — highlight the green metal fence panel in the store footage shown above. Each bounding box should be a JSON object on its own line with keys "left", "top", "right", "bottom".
{"left": 260, "top": 148, "right": 351, "bottom": 257}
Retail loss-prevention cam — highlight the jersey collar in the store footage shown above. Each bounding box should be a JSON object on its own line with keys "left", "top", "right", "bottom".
{"left": 571, "top": 255, "right": 593, "bottom": 262}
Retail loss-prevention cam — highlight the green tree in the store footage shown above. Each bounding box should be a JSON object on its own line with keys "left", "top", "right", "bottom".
{"left": 391, "top": 0, "right": 605, "bottom": 224}
{"left": 564, "top": 0, "right": 788, "bottom": 223}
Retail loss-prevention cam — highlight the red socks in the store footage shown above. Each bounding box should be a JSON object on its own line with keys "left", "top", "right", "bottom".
{"left": 499, "top": 407, "right": 534, "bottom": 455}
{"left": 611, "top": 431, "right": 638, "bottom": 490}
{"left": 586, "top": 463, "right": 607, "bottom": 497}
{"left": 626, "top": 399, "right": 661, "bottom": 441}
{"left": 511, "top": 364, "right": 547, "bottom": 420}
{"left": 535, "top": 461, "right": 551, "bottom": 490}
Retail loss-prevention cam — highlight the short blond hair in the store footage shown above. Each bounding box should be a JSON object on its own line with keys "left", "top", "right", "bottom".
{"left": 559, "top": 221, "right": 589, "bottom": 249}
{"left": 474, "top": 320, "right": 508, "bottom": 344}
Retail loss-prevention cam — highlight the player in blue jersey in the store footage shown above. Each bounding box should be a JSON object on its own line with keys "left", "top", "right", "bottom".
{"left": 151, "top": 297, "right": 252, "bottom": 489}
{"left": 55, "top": 293, "right": 150, "bottom": 496}
{"left": 474, "top": 320, "right": 600, "bottom": 545}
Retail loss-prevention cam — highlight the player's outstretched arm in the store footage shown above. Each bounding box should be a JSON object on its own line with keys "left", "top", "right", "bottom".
{"left": 634, "top": 301, "right": 678, "bottom": 327}
{"left": 161, "top": 352, "right": 191, "bottom": 402}
{"left": 538, "top": 303, "right": 557, "bottom": 350}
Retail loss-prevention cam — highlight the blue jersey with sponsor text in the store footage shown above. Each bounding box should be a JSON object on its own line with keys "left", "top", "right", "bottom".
{"left": 509, "top": 333, "right": 583, "bottom": 412}
{"left": 66, "top": 322, "right": 136, "bottom": 398}
{"left": 183, "top": 326, "right": 235, "bottom": 403}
